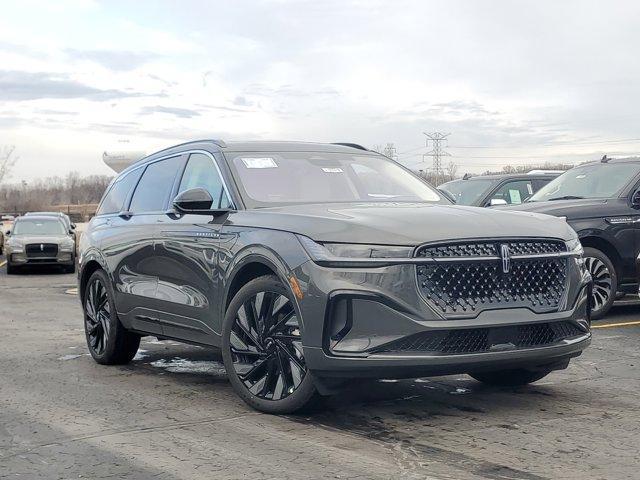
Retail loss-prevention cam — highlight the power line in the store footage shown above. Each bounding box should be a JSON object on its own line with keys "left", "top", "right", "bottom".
{"left": 397, "top": 136, "right": 640, "bottom": 156}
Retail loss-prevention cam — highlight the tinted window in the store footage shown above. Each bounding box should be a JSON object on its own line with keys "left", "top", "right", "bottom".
{"left": 490, "top": 180, "right": 534, "bottom": 205}
{"left": 530, "top": 163, "right": 640, "bottom": 201}
{"left": 178, "top": 153, "right": 231, "bottom": 208}
{"left": 97, "top": 169, "right": 142, "bottom": 215}
{"left": 439, "top": 178, "right": 498, "bottom": 205}
{"left": 130, "top": 156, "right": 182, "bottom": 213}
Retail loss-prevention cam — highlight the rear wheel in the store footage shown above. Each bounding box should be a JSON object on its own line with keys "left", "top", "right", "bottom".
{"left": 83, "top": 269, "right": 140, "bottom": 364}
{"left": 221, "top": 275, "right": 318, "bottom": 414}
{"left": 470, "top": 369, "right": 552, "bottom": 386}
{"left": 583, "top": 247, "right": 616, "bottom": 320}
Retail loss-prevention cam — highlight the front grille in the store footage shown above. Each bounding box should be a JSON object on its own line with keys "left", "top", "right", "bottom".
{"left": 26, "top": 243, "right": 58, "bottom": 258}
{"left": 416, "top": 239, "right": 567, "bottom": 318}
{"left": 374, "top": 322, "right": 585, "bottom": 355}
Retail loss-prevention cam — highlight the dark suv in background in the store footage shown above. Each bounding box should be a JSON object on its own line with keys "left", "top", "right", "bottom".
{"left": 78, "top": 140, "right": 591, "bottom": 413}
{"left": 439, "top": 171, "right": 560, "bottom": 207}
{"left": 505, "top": 157, "right": 640, "bottom": 318}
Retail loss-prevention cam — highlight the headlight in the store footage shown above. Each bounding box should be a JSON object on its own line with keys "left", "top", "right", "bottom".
{"left": 7, "top": 239, "right": 24, "bottom": 252}
{"left": 566, "top": 238, "right": 585, "bottom": 269}
{"left": 59, "top": 239, "right": 75, "bottom": 252}
{"left": 297, "top": 235, "right": 413, "bottom": 262}
{"left": 566, "top": 238, "right": 584, "bottom": 256}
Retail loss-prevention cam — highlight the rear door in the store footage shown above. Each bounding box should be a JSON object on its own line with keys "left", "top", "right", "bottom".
{"left": 112, "top": 154, "right": 186, "bottom": 334}
{"left": 154, "top": 151, "right": 234, "bottom": 344}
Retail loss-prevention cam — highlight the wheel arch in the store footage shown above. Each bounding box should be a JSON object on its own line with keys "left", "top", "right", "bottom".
{"left": 578, "top": 234, "right": 622, "bottom": 278}
{"left": 78, "top": 252, "right": 109, "bottom": 304}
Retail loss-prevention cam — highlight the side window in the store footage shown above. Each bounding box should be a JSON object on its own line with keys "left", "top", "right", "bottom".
{"left": 532, "top": 178, "right": 553, "bottom": 192}
{"left": 97, "top": 168, "right": 142, "bottom": 215}
{"left": 178, "top": 153, "right": 232, "bottom": 208}
{"left": 130, "top": 156, "right": 182, "bottom": 213}
{"left": 490, "top": 180, "right": 534, "bottom": 205}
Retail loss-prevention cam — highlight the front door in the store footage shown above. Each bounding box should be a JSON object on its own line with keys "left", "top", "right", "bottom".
{"left": 154, "top": 151, "right": 234, "bottom": 345}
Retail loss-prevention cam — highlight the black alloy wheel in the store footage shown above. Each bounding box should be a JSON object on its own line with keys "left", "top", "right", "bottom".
{"left": 83, "top": 269, "right": 140, "bottom": 364}
{"left": 583, "top": 247, "right": 617, "bottom": 320}
{"left": 222, "top": 275, "right": 318, "bottom": 413}
{"left": 85, "top": 276, "right": 111, "bottom": 356}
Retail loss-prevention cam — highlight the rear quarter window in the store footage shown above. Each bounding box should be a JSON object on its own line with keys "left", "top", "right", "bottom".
{"left": 97, "top": 168, "right": 143, "bottom": 216}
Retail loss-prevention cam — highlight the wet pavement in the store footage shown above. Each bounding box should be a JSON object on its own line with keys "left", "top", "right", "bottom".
{"left": 1, "top": 263, "right": 639, "bottom": 479}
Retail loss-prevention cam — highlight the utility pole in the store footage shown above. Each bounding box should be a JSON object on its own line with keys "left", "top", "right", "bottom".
{"left": 383, "top": 143, "right": 398, "bottom": 161}
{"left": 422, "top": 132, "right": 451, "bottom": 186}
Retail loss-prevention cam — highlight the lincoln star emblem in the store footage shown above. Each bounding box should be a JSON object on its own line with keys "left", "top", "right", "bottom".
{"left": 500, "top": 244, "right": 511, "bottom": 274}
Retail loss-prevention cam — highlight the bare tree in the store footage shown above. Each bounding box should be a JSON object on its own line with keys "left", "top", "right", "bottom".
{"left": 0, "top": 145, "right": 18, "bottom": 184}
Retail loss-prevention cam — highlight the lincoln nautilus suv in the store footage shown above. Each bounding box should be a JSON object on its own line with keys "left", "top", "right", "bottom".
{"left": 78, "top": 140, "right": 592, "bottom": 413}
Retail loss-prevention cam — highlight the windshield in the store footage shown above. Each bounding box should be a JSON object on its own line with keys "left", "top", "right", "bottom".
{"left": 439, "top": 178, "right": 498, "bottom": 205}
{"left": 12, "top": 218, "right": 66, "bottom": 236}
{"left": 228, "top": 152, "right": 444, "bottom": 207}
{"left": 529, "top": 163, "right": 640, "bottom": 202}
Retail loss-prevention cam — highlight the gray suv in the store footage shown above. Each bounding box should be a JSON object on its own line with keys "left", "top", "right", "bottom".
{"left": 78, "top": 140, "right": 592, "bottom": 413}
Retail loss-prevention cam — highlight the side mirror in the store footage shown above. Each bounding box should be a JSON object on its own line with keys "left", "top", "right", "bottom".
{"left": 71, "top": 223, "right": 76, "bottom": 229}
{"left": 489, "top": 198, "right": 508, "bottom": 206}
{"left": 632, "top": 188, "right": 640, "bottom": 208}
{"left": 5, "top": 230, "right": 10, "bottom": 236}
{"left": 172, "top": 188, "right": 231, "bottom": 216}
{"left": 69, "top": 230, "right": 74, "bottom": 235}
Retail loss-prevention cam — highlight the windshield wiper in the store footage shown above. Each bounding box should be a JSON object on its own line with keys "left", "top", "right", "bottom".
{"left": 548, "top": 195, "right": 585, "bottom": 201}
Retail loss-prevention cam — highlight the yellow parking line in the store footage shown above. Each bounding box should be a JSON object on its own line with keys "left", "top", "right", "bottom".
{"left": 592, "top": 320, "right": 640, "bottom": 329}
{"left": 0, "top": 260, "right": 6, "bottom": 268}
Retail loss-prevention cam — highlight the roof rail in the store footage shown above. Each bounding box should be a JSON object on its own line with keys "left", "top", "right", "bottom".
{"left": 527, "top": 169, "right": 564, "bottom": 174}
{"left": 332, "top": 142, "right": 368, "bottom": 151}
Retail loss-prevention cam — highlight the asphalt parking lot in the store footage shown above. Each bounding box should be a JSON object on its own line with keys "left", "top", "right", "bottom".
{"left": 1, "top": 262, "right": 639, "bottom": 480}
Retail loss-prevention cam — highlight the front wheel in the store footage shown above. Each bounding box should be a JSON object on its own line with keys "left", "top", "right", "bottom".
{"left": 221, "top": 275, "right": 318, "bottom": 414}
{"left": 6, "top": 262, "right": 17, "bottom": 275}
{"left": 470, "top": 369, "right": 553, "bottom": 386}
{"left": 583, "top": 247, "right": 617, "bottom": 320}
{"left": 83, "top": 269, "right": 140, "bottom": 364}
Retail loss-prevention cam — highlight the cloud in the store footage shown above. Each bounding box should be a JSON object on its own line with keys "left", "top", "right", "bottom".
{"left": 139, "top": 105, "right": 201, "bottom": 118}
{"left": 65, "top": 49, "right": 161, "bottom": 71}
{"left": 0, "top": 70, "right": 149, "bottom": 101}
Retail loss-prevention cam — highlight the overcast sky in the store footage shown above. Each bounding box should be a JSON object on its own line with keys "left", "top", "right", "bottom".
{"left": 1, "top": 0, "right": 639, "bottom": 181}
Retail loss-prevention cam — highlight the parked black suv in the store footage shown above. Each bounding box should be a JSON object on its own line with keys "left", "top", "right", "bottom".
{"left": 78, "top": 140, "right": 591, "bottom": 413}
{"left": 439, "top": 172, "right": 560, "bottom": 207}
{"left": 504, "top": 157, "right": 640, "bottom": 319}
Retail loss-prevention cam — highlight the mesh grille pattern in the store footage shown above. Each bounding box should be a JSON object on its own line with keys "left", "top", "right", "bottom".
{"left": 417, "top": 240, "right": 565, "bottom": 258}
{"left": 375, "top": 322, "right": 585, "bottom": 355}
{"left": 416, "top": 240, "right": 568, "bottom": 317}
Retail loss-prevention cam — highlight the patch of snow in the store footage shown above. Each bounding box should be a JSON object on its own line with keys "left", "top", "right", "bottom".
{"left": 58, "top": 354, "right": 82, "bottom": 361}
{"left": 132, "top": 349, "right": 149, "bottom": 361}
{"left": 149, "top": 357, "right": 226, "bottom": 375}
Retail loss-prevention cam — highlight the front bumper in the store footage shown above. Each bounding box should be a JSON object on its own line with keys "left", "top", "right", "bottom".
{"left": 9, "top": 251, "right": 75, "bottom": 266}
{"left": 294, "top": 257, "right": 591, "bottom": 378}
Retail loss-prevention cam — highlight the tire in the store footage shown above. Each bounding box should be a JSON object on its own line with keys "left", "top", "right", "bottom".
{"left": 221, "top": 275, "right": 319, "bottom": 414}
{"left": 83, "top": 269, "right": 140, "bottom": 365}
{"left": 470, "top": 368, "right": 553, "bottom": 386}
{"left": 6, "top": 262, "right": 17, "bottom": 275}
{"left": 65, "top": 263, "right": 76, "bottom": 274}
{"left": 583, "top": 247, "right": 617, "bottom": 320}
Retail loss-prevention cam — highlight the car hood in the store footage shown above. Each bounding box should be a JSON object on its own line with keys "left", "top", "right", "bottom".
{"left": 8, "top": 234, "right": 71, "bottom": 244}
{"left": 499, "top": 198, "right": 608, "bottom": 219}
{"left": 228, "top": 202, "right": 576, "bottom": 245}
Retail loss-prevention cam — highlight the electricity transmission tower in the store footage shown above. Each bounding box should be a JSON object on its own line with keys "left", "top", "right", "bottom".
{"left": 422, "top": 132, "right": 451, "bottom": 185}
{"left": 383, "top": 143, "right": 398, "bottom": 161}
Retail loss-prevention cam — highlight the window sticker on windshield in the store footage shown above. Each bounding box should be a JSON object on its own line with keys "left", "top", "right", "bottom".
{"left": 526, "top": 183, "right": 533, "bottom": 195}
{"left": 509, "top": 189, "right": 522, "bottom": 204}
{"left": 322, "top": 167, "right": 343, "bottom": 173}
{"left": 241, "top": 157, "right": 278, "bottom": 169}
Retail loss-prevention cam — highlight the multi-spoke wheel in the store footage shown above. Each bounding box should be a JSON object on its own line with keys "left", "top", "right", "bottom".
{"left": 83, "top": 269, "right": 140, "bottom": 364}
{"left": 222, "top": 275, "right": 318, "bottom": 413}
{"left": 583, "top": 247, "right": 617, "bottom": 320}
